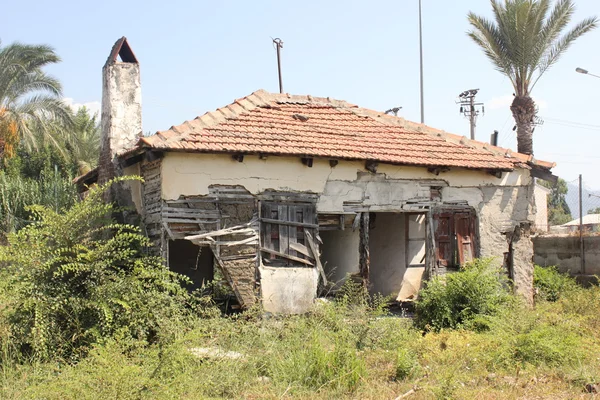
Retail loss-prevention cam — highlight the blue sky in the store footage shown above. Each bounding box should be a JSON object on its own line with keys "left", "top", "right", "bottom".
{"left": 4, "top": 0, "right": 600, "bottom": 193}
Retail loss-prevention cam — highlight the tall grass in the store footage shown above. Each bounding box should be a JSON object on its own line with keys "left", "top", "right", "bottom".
{"left": 0, "top": 171, "right": 77, "bottom": 236}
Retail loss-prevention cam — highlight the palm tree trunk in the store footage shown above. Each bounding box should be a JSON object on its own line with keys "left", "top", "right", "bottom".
{"left": 510, "top": 96, "right": 536, "bottom": 155}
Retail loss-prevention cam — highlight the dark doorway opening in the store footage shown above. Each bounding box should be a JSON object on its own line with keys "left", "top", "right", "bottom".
{"left": 168, "top": 240, "right": 214, "bottom": 291}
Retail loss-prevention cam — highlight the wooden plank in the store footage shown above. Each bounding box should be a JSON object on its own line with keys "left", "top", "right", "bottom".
{"left": 260, "top": 247, "right": 314, "bottom": 266}
{"left": 352, "top": 212, "right": 361, "bottom": 231}
{"left": 288, "top": 206, "right": 298, "bottom": 257}
{"left": 305, "top": 231, "right": 327, "bottom": 285}
{"left": 359, "top": 212, "right": 370, "bottom": 282}
{"left": 163, "top": 218, "right": 219, "bottom": 224}
{"left": 261, "top": 202, "right": 272, "bottom": 251}
{"left": 278, "top": 205, "right": 289, "bottom": 256}
{"left": 259, "top": 218, "right": 318, "bottom": 229}
{"left": 290, "top": 242, "right": 314, "bottom": 259}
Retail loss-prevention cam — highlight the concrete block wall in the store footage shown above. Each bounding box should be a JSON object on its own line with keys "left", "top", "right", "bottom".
{"left": 533, "top": 235, "right": 600, "bottom": 276}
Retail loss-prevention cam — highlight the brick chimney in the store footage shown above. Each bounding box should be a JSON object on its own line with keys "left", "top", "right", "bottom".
{"left": 98, "top": 37, "right": 142, "bottom": 184}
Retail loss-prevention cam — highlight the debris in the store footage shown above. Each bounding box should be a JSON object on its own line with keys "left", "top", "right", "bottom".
{"left": 393, "top": 385, "right": 420, "bottom": 399}
{"left": 306, "top": 231, "right": 327, "bottom": 286}
{"left": 188, "top": 347, "right": 244, "bottom": 360}
{"left": 585, "top": 383, "right": 600, "bottom": 393}
{"left": 292, "top": 113, "right": 309, "bottom": 122}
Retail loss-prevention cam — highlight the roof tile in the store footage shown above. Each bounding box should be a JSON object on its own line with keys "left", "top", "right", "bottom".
{"left": 131, "top": 89, "right": 554, "bottom": 171}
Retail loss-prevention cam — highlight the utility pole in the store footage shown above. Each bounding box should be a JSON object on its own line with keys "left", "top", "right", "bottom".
{"left": 272, "top": 38, "right": 284, "bottom": 94}
{"left": 457, "top": 89, "right": 484, "bottom": 140}
{"left": 579, "top": 174, "right": 585, "bottom": 274}
{"left": 418, "top": 0, "right": 425, "bottom": 124}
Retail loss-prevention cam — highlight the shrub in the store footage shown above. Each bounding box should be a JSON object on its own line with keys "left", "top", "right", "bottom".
{"left": 335, "top": 276, "right": 389, "bottom": 316}
{"left": 395, "top": 348, "right": 420, "bottom": 381}
{"left": 0, "top": 177, "right": 204, "bottom": 362}
{"left": 414, "top": 258, "right": 513, "bottom": 331}
{"left": 534, "top": 265, "right": 578, "bottom": 302}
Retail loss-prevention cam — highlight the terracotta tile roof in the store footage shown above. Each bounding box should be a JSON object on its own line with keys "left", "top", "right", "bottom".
{"left": 135, "top": 89, "right": 555, "bottom": 171}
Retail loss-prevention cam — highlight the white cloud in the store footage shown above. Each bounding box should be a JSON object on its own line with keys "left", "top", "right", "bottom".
{"left": 62, "top": 98, "right": 101, "bottom": 117}
{"left": 486, "top": 94, "right": 548, "bottom": 110}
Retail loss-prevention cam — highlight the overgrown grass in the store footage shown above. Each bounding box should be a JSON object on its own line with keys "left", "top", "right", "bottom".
{"left": 1, "top": 282, "right": 599, "bottom": 399}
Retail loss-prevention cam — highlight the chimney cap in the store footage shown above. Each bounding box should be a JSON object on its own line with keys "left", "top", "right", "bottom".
{"left": 105, "top": 37, "right": 138, "bottom": 66}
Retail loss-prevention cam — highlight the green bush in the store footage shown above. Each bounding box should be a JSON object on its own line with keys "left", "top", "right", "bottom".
{"left": 414, "top": 258, "right": 513, "bottom": 331}
{"left": 0, "top": 177, "right": 206, "bottom": 362}
{"left": 395, "top": 348, "right": 420, "bottom": 381}
{"left": 534, "top": 265, "right": 578, "bottom": 302}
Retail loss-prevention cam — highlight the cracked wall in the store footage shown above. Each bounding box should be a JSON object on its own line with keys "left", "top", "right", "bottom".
{"left": 160, "top": 152, "right": 536, "bottom": 305}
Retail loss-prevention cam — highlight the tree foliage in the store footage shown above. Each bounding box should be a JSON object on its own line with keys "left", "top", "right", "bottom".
{"left": 540, "top": 178, "right": 572, "bottom": 225}
{"left": 0, "top": 177, "right": 207, "bottom": 361}
{"left": 0, "top": 39, "right": 73, "bottom": 161}
{"left": 468, "top": 1, "right": 597, "bottom": 155}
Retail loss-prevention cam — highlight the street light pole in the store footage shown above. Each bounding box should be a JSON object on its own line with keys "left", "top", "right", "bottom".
{"left": 576, "top": 67, "right": 600, "bottom": 79}
{"left": 419, "top": 0, "right": 425, "bottom": 124}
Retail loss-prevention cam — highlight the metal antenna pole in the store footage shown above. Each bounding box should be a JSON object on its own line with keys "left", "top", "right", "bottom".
{"left": 457, "top": 89, "right": 484, "bottom": 140}
{"left": 273, "top": 38, "right": 284, "bottom": 94}
{"left": 469, "top": 95, "right": 476, "bottom": 140}
{"left": 418, "top": 0, "right": 425, "bottom": 123}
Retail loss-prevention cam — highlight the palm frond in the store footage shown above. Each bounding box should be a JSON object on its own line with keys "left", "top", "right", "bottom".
{"left": 468, "top": 0, "right": 598, "bottom": 96}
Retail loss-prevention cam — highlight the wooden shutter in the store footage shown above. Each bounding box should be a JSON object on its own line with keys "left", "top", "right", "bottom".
{"left": 260, "top": 202, "right": 317, "bottom": 266}
{"left": 433, "top": 209, "right": 478, "bottom": 269}
{"left": 434, "top": 212, "right": 454, "bottom": 267}
{"left": 454, "top": 212, "right": 475, "bottom": 265}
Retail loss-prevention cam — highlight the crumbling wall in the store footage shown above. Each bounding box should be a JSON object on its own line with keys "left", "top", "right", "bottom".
{"left": 158, "top": 152, "right": 538, "bottom": 307}
{"left": 259, "top": 267, "right": 319, "bottom": 314}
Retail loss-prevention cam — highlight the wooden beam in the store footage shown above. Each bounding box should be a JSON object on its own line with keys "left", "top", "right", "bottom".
{"left": 290, "top": 242, "right": 314, "bottom": 259}
{"left": 365, "top": 160, "right": 379, "bottom": 173}
{"left": 329, "top": 159, "right": 339, "bottom": 168}
{"left": 359, "top": 212, "right": 370, "bottom": 283}
{"left": 529, "top": 165, "right": 558, "bottom": 184}
{"left": 260, "top": 247, "right": 314, "bottom": 266}
{"left": 259, "top": 218, "right": 319, "bottom": 229}
{"left": 306, "top": 231, "right": 327, "bottom": 286}
{"left": 145, "top": 151, "right": 164, "bottom": 162}
{"left": 301, "top": 157, "right": 314, "bottom": 168}
{"left": 232, "top": 154, "right": 244, "bottom": 162}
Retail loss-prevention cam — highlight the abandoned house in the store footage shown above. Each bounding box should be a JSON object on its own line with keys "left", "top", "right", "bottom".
{"left": 76, "top": 37, "right": 557, "bottom": 314}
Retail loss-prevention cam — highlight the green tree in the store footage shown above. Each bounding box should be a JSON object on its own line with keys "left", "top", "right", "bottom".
{"left": 540, "top": 178, "right": 572, "bottom": 225}
{"left": 468, "top": 0, "right": 597, "bottom": 155}
{"left": 588, "top": 207, "right": 600, "bottom": 215}
{"left": 0, "top": 177, "right": 206, "bottom": 361}
{"left": 67, "top": 107, "right": 100, "bottom": 174}
{"left": 0, "top": 39, "right": 72, "bottom": 162}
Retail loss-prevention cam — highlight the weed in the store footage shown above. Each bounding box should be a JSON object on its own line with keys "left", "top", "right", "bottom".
{"left": 534, "top": 265, "right": 579, "bottom": 302}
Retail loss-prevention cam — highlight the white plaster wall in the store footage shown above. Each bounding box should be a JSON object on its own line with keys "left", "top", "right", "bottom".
{"left": 160, "top": 153, "right": 531, "bottom": 207}
{"left": 320, "top": 229, "right": 360, "bottom": 287}
{"left": 534, "top": 184, "right": 550, "bottom": 232}
{"left": 369, "top": 213, "right": 406, "bottom": 296}
{"left": 259, "top": 266, "right": 319, "bottom": 314}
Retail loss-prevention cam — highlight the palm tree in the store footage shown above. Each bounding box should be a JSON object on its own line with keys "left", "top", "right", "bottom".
{"left": 68, "top": 107, "right": 101, "bottom": 174}
{"left": 468, "top": 0, "right": 597, "bottom": 155}
{"left": 0, "top": 39, "right": 72, "bottom": 162}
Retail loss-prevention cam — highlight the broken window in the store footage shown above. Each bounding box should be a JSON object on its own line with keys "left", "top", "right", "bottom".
{"left": 259, "top": 202, "right": 318, "bottom": 267}
{"left": 433, "top": 209, "right": 478, "bottom": 270}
